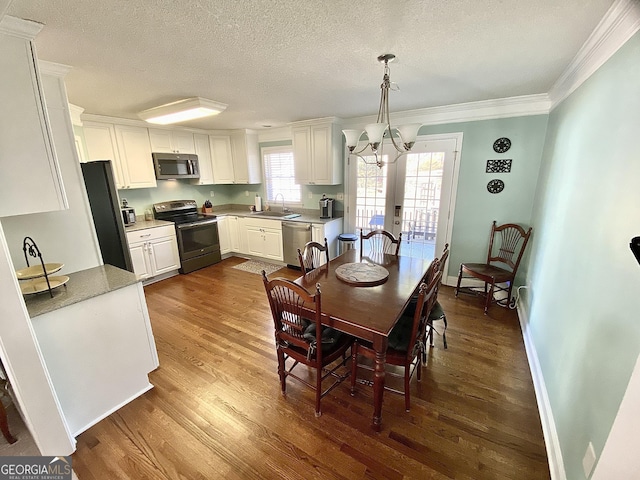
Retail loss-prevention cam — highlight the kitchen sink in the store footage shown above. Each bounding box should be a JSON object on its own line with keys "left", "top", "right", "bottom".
{"left": 253, "top": 211, "right": 300, "bottom": 218}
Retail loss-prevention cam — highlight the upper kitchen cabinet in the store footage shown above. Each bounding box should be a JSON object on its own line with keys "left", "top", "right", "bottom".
{"left": 291, "top": 118, "right": 343, "bottom": 185}
{"left": 191, "top": 133, "right": 214, "bottom": 185}
{"left": 148, "top": 128, "right": 195, "bottom": 154}
{"left": 114, "top": 125, "right": 156, "bottom": 189}
{"left": 210, "top": 130, "right": 261, "bottom": 184}
{"left": 0, "top": 16, "right": 67, "bottom": 217}
{"left": 83, "top": 121, "right": 156, "bottom": 189}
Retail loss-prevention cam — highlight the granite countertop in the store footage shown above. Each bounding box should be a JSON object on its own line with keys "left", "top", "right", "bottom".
{"left": 125, "top": 219, "right": 174, "bottom": 232}
{"left": 210, "top": 208, "right": 342, "bottom": 224}
{"left": 23, "top": 264, "right": 139, "bottom": 318}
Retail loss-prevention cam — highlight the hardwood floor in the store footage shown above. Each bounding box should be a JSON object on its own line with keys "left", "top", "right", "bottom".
{"left": 72, "top": 257, "right": 550, "bottom": 479}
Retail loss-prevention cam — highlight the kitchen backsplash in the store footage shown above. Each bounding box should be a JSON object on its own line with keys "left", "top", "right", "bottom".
{"left": 119, "top": 182, "right": 344, "bottom": 216}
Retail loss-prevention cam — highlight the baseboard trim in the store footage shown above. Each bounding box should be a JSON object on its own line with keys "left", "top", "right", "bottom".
{"left": 516, "top": 297, "right": 566, "bottom": 480}
{"left": 71, "top": 383, "right": 154, "bottom": 438}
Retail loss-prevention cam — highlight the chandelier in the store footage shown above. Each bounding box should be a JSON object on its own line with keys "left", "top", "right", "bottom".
{"left": 342, "top": 54, "right": 422, "bottom": 168}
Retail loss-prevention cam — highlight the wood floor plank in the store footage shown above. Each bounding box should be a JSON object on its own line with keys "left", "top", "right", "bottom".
{"left": 71, "top": 257, "right": 550, "bottom": 479}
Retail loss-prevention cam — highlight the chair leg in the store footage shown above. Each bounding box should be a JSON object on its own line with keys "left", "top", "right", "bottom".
{"left": 350, "top": 342, "right": 359, "bottom": 396}
{"left": 485, "top": 283, "right": 494, "bottom": 315}
{"left": 455, "top": 266, "right": 463, "bottom": 297}
{"left": 404, "top": 364, "right": 411, "bottom": 412}
{"left": 315, "top": 362, "right": 322, "bottom": 417}
{"left": 277, "top": 349, "right": 287, "bottom": 395}
{"left": 428, "top": 319, "right": 434, "bottom": 347}
{"left": 442, "top": 315, "right": 448, "bottom": 349}
{"left": 0, "top": 401, "right": 16, "bottom": 444}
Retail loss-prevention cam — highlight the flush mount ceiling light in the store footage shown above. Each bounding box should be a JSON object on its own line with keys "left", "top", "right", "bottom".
{"left": 342, "top": 54, "right": 422, "bottom": 168}
{"left": 138, "top": 97, "right": 228, "bottom": 125}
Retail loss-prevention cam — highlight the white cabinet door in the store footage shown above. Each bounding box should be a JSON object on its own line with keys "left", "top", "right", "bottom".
{"left": 263, "top": 228, "right": 284, "bottom": 261}
{"left": 291, "top": 120, "right": 342, "bottom": 185}
{"left": 148, "top": 129, "right": 173, "bottom": 153}
{"left": 129, "top": 241, "right": 151, "bottom": 280}
{"left": 114, "top": 125, "right": 156, "bottom": 189}
{"left": 292, "top": 126, "right": 311, "bottom": 185}
{"left": 209, "top": 135, "right": 234, "bottom": 184}
{"left": 148, "top": 237, "right": 180, "bottom": 275}
{"left": 149, "top": 129, "right": 195, "bottom": 154}
{"left": 228, "top": 216, "right": 240, "bottom": 252}
{"left": 0, "top": 22, "right": 67, "bottom": 217}
{"left": 171, "top": 131, "right": 195, "bottom": 154}
{"left": 83, "top": 122, "right": 125, "bottom": 188}
{"left": 192, "top": 133, "right": 214, "bottom": 185}
{"left": 246, "top": 226, "right": 264, "bottom": 257}
{"left": 218, "top": 216, "right": 231, "bottom": 254}
{"left": 311, "top": 224, "right": 324, "bottom": 243}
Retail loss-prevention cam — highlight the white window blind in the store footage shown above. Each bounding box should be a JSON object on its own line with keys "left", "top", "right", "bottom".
{"left": 262, "top": 146, "right": 301, "bottom": 203}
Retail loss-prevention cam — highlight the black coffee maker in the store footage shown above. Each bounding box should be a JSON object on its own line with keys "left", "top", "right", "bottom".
{"left": 319, "top": 195, "right": 334, "bottom": 219}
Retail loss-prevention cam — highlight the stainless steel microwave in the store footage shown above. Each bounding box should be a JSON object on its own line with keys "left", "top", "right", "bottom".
{"left": 152, "top": 152, "right": 200, "bottom": 180}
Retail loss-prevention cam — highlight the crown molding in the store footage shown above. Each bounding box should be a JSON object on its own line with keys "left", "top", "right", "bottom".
{"left": 38, "top": 60, "right": 72, "bottom": 77}
{"left": 341, "top": 94, "right": 551, "bottom": 129}
{"left": 68, "top": 104, "right": 85, "bottom": 126}
{"left": 0, "top": 15, "right": 43, "bottom": 39}
{"left": 548, "top": 0, "right": 640, "bottom": 109}
{"left": 287, "top": 116, "right": 343, "bottom": 127}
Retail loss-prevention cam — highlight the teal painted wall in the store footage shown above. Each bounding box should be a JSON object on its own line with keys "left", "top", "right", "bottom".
{"left": 417, "top": 116, "right": 548, "bottom": 279}
{"left": 525, "top": 31, "right": 640, "bottom": 479}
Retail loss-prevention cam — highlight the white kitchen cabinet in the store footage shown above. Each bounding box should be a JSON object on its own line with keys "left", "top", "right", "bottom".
{"left": 218, "top": 216, "right": 231, "bottom": 254}
{"left": 210, "top": 130, "right": 261, "bottom": 184}
{"left": 243, "top": 217, "right": 283, "bottom": 261}
{"left": 0, "top": 17, "right": 67, "bottom": 217}
{"left": 311, "top": 218, "right": 343, "bottom": 259}
{"left": 126, "top": 225, "right": 180, "bottom": 281}
{"left": 228, "top": 216, "right": 241, "bottom": 252}
{"left": 114, "top": 125, "right": 157, "bottom": 189}
{"left": 191, "top": 133, "right": 214, "bottom": 185}
{"left": 230, "top": 129, "right": 261, "bottom": 184}
{"left": 83, "top": 122, "right": 125, "bottom": 188}
{"left": 148, "top": 128, "right": 195, "bottom": 154}
{"left": 291, "top": 118, "right": 343, "bottom": 185}
{"left": 209, "top": 135, "right": 234, "bottom": 184}
{"left": 84, "top": 121, "right": 156, "bottom": 189}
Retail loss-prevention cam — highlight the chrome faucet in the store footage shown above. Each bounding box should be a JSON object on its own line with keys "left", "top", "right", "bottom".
{"left": 274, "top": 193, "right": 289, "bottom": 213}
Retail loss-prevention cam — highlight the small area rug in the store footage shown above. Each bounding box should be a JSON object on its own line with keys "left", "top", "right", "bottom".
{"left": 231, "top": 259, "right": 282, "bottom": 276}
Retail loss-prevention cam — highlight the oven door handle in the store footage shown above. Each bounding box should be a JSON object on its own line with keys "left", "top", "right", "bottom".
{"left": 177, "top": 219, "right": 218, "bottom": 230}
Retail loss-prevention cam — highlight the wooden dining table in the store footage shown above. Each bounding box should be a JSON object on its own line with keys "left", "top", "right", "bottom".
{"left": 295, "top": 248, "right": 432, "bottom": 431}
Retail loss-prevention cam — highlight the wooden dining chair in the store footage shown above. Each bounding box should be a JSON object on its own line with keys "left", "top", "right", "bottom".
{"left": 262, "top": 271, "right": 353, "bottom": 417}
{"left": 297, "top": 238, "right": 329, "bottom": 275}
{"left": 350, "top": 264, "right": 441, "bottom": 412}
{"left": 455, "top": 221, "right": 532, "bottom": 314}
{"left": 427, "top": 243, "right": 450, "bottom": 351}
{"left": 360, "top": 229, "right": 402, "bottom": 256}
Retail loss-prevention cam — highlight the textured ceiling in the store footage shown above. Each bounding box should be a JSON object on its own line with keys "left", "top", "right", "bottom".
{"left": 8, "top": 0, "right": 615, "bottom": 130}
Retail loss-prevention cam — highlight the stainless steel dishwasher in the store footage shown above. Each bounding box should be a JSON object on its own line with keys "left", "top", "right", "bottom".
{"left": 282, "top": 221, "right": 312, "bottom": 267}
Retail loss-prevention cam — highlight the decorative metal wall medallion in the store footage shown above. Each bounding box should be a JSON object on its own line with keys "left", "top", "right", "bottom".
{"left": 487, "top": 179, "right": 505, "bottom": 194}
{"left": 486, "top": 159, "right": 512, "bottom": 173}
{"left": 493, "top": 137, "right": 511, "bottom": 153}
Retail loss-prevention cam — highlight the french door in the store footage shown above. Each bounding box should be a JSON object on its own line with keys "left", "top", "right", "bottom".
{"left": 347, "top": 133, "right": 461, "bottom": 261}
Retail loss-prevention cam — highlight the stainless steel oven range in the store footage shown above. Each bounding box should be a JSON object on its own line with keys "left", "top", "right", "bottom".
{"left": 153, "top": 200, "right": 221, "bottom": 274}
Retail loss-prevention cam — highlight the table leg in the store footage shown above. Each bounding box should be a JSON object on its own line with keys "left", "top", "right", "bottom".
{"left": 371, "top": 335, "right": 388, "bottom": 431}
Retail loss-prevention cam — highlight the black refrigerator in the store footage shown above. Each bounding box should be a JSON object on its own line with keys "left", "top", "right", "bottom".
{"left": 81, "top": 160, "right": 134, "bottom": 272}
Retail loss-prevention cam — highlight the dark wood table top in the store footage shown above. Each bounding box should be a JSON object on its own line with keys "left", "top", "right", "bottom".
{"left": 295, "top": 249, "right": 432, "bottom": 342}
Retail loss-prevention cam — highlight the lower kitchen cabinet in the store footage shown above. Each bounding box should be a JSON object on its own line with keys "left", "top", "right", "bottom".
{"left": 126, "top": 225, "right": 180, "bottom": 281}
{"left": 311, "top": 218, "right": 343, "bottom": 259}
{"left": 243, "top": 217, "right": 283, "bottom": 261}
{"left": 218, "top": 215, "right": 241, "bottom": 255}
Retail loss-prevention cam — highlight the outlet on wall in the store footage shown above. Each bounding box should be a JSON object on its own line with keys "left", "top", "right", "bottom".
{"left": 583, "top": 441, "right": 596, "bottom": 477}
{"left": 245, "top": 190, "right": 249, "bottom": 197}
{"left": 308, "top": 192, "right": 313, "bottom": 199}
{"left": 209, "top": 191, "right": 215, "bottom": 197}
{"left": 337, "top": 193, "right": 344, "bottom": 200}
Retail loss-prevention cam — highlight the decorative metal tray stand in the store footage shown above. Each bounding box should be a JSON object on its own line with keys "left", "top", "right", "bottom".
{"left": 16, "top": 237, "right": 67, "bottom": 297}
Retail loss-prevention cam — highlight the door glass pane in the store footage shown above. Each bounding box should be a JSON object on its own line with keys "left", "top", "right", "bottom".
{"left": 355, "top": 156, "right": 388, "bottom": 233}
{"left": 400, "top": 151, "right": 444, "bottom": 259}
